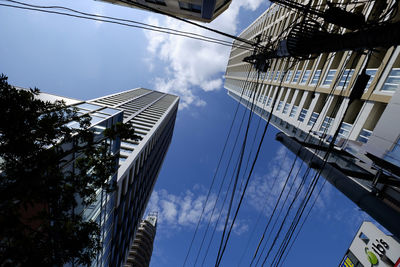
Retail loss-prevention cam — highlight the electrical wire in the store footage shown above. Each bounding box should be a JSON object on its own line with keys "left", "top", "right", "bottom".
{"left": 181, "top": 65, "right": 255, "bottom": 267}
{"left": 0, "top": 0, "right": 255, "bottom": 51}
{"left": 188, "top": 65, "right": 257, "bottom": 267}
{"left": 261, "top": 52, "right": 361, "bottom": 266}
{"left": 215, "top": 67, "right": 294, "bottom": 266}
{"left": 117, "top": 0, "right": 258, "bottom": 47}
{"left": 215, "top": 71, "right": 262, "bottom": 267}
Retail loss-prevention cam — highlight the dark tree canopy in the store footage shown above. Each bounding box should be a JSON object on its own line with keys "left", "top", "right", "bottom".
{"left": 0, "top": 74, "right": 136, "bottom": 266}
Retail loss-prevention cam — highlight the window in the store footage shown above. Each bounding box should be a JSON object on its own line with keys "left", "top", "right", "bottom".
{"left": 337, "top": 69, "right": 355, "bottom": 88}
{"left": 285, "top": 70, "right": 293, "bottom": 82}
{"left": 322, "top": 69, "right": 337, "bottom": 86}
{"left": 283, "top": 103, "right": 290, "bottom": 114}
{"left": 292, "top": 70, "right": 301, "bottom": 83}
{"left": 310, "top": 70, "right": 321, "bottom": 85}
{"left": 382, "top": 68, "right": 400, "bottom": 91}
{"left": 365, "top": 68, "right": 377, "bottom": 91}
{"left": 298, "top": 108, "right": 307, "bottom": 122}
{"left": 179, "top": 1, "right": 201, "bottom": 13}
{"left": 145, "top": 0, "right": 166, "bottom": 5}
{"left": 300, "top": 70, "right": 311, "bottom": 84}
{"left": 289, "top": 106, "right": 298, "bottom": 117}
{"left": 357, "top": 129, "right": 372, "bottom": 143}
{"left": 277, "top": 101, "right": 283, "bottom": 111}
{"left": 319, "top": 116, "right": 334, "bottom": 133}
{"left": 338, "top": 122, "right": 352, "bottom": 138}
{"left": 307, "top": 112, "right": 319, "bottom": 126}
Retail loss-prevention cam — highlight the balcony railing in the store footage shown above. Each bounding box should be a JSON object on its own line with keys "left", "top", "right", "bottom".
{"left": 290, "top": 105, "right": 298, "bottom": 117}
{"left": 267, "top": 97, "right": 272, "bottom": 106}
{"left": 298, "top": 108, "right": 308, "bottom": 122}
{"left": 274, "top": 71, "right": 280, "bottom": 81}
{"left": 292, "top": 70, "right": 301, "bottom": 83}
{"left": 382, "top": 68, "right": 400, "bottom": 91}
{"left": 365, "top": 68, "right": 377, "bottom": 91}
{"left": 283, "top": 103, "right": 290, "bottom": 114}
{"left": 277, "top": 100, "right": 283, "bottom": 111}
{"left": 307, "top": 112, "right": 319, "bottom": 126}
{"left": 300, "top": 70, "right": 311, "bottom": 84}
{"left": 322, "top": 69, "right": 337, "bottom": 86}
{"left": 319, "top": 116, "right": 334, "bottom": 133}
{"left": 337, "top": 69, "right": 355, "bottom": 88}
{"left": 338, "top": 122, "right": 353, "bottom": 138}
{"left": 357, "top": 129, "right": 372, "bottom": 143}
{"left": 285, "top": 70, "right": 293, "bottom": 82}
{"left": 310, "top": 70, "right": 321, "bottom": 85}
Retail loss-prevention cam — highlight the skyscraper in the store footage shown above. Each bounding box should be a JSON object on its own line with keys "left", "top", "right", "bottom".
{"left": 97, "top": 0, "right": 231, "bottom": 22}
{"left": 30, "top": 88, "right": 178, "bottom": 266}
{"left": 124, "top": 212, "right": 158, "bottom": 267}
{"left": 88, "top": 88, "right": 179, "bottom": 266}
{"left": 224, "top": 1, "right": 400, "bottom": 237}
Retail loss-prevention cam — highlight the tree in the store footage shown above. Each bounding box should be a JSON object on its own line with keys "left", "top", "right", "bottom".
{"left": 0, "top": 74, "right": 138, "bottom": 266}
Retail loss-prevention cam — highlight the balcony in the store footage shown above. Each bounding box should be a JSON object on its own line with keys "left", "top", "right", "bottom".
{"left": 283, "top": 103, "right": 290, "bottom": 114}
{"left": 365, "top": 68, "right": 377, "bottom": 91}
{"left": 310, "top": 70, "right": 321, "bottom": 85}
{"left": 274, "top": 71, "right": 281, "bottom": 82}
{"left": 322, "top": 69, "right": 337, "bottom": 86}
{"left": 382, "top": 68, "right": 400, "bottom": 91}
{"left": 357, "top": 129, "right": 372, "bottom": 143}
{"left": 290, "top": 105, "right": 298, "bottom": 118}
{"left": 307, "top": 111, "right": 319, "bottom": 126}
{"left": 267, "top": 97, "right": 272, "bottom": 106}
{"left": 285, "top": 70, "right": 293, "bottom": 82}
{"left": 277, "top": 100, "right": 283, "bottom": 111}
{"left": 319, "top": 116, "right": 334, "bottom": 133}
{"left": 338, "top": 122, "right": 353, "bottom": 139}
{"left": 337, "top": 69, "right": 355, "bottom": 88}
{"left": 300, "top": 70, "right": 311, "bottom": 84}
{"left": 298, "top": 108, "right": 308, "bottom": 122}
{"left": 292, "top": 70, "right": 301, "bottom": 83}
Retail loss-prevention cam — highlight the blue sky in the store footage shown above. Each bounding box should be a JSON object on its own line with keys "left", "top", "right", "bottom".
{"left": 0, "top": 0, "right": 379, "bottom": 266}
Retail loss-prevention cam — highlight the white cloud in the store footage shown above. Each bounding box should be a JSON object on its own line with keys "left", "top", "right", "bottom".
{"left": 143, "top": 0, "right": 265, "bottom": 108}
{"left": 146, "top": 186, "right": 249, "bottom": 237}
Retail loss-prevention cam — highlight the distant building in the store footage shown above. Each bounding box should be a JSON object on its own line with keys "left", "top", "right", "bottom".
{"left": 88, "top": 88, "right": 179, "bottom": 266}
{"left": 97, "top": 0, "right": 231, "bottom": 22}
{"left": 124, "top": 212, "right": 158, "bottom": 267}
{"left": 340, "top": 221, "right": 400, "bottom": 267}
{"left": 224, "top": 0, "right": 400, "bottom": 237}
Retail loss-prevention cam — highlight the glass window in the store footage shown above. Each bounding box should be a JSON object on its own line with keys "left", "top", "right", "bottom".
{"left": 300, "top": 70, "right": 311, "bottom": 84}
{"left": 292, "top": 70, "right": 301, "bottom": 83}
{"left": 298, "top": 108, "right": 307, "bottom": 122}
{"left": 99, "top": 107, "right": 121, "bottom": 115}
{"left": 310, "top": 70, "right": 321, "bottom": 85}
{"left": 290, "top": 106, "right": 298, "bottom": 117}
{"left": 382, "top": 68, "right": 400, "bottom": 91}
{"left": 365, "top": 69, "right": 377, "bottom": 91}
{"left": 179, "top": 1, "right": 201, "bottom": 13}
{"left": 145, "top": 0, "right": 166, "bottom": 5}
{"left": 285, "top": 70, "right": 293, "bottom": 82}
{"left": 322, "top": 69, "right": 337, "bottom": 86}
{"left": 75, "top": 102, "right": 102, "bottom": 111}
{"left": 337, "top": 69, "right": 355, "bottom": 88}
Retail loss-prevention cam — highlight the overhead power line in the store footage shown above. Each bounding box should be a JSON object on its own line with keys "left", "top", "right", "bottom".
{"left": 0, "top": 0, "right": 255, "bottom": 51}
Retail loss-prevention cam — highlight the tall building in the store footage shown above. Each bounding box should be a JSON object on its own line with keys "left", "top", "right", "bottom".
{"left": 28, "top": 88, "right": 178, "bottom": 266}
{"left": 96, "top": 0, "right": 231, "bottom": 22}
{"left": 224, "top": 1, "right": 400, "bottom": 237}
{"left": 87, "top": 88, "right": 179, "bottom": 266}
{"left": 340, "top": 221, "right": 400, "bottom": 267}
{"left": 124, "top": 212, "right": 158, "bottom": 267}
